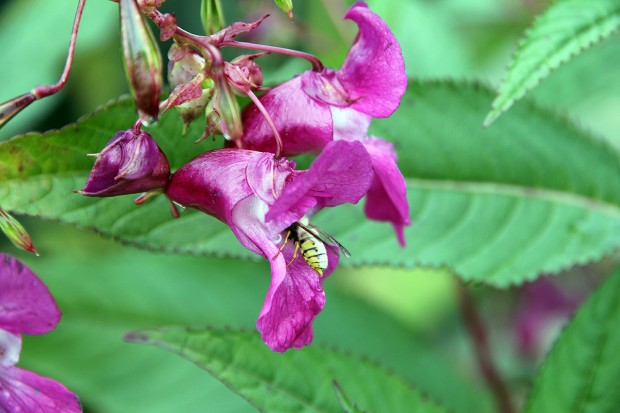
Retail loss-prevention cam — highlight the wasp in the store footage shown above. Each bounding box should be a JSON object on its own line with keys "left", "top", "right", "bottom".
{"left": 280, "top": 217, "right": 350, "bottom": 276}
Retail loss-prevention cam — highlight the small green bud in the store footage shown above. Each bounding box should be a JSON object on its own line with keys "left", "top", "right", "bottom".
{"left": 274, "top": 0, "right": 293, "bottom": 20}
{"left": 212, "top": 70, "right": 243, "bottom": 141}
{"left": 0, "top": 209, "right": 38, "bottom": 255}
{"left": 200, "top": 0, "right": 225, "bottom": 35}
{"left": 0, "top": 93, "right": 36, "bottom": 130}
{"left": 120, "top": 0, "right": 163, "bottom": 122}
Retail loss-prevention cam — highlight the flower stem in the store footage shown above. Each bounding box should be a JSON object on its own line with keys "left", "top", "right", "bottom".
{"left": 221, "top": 41, "right": 324, "bottom": 71}
{"left": 457, "top": 281, "right": 515, "bottom": 413}
{"left": 32, "top": 0, "right": 87, "bottom": 99}
{"left": 245, "top": 89, "right": 283, "bottom": 158}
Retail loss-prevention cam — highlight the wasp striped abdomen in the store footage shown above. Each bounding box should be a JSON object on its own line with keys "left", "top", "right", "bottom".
{"left": 292, "top": 225, "right": 328, "bottom": 276}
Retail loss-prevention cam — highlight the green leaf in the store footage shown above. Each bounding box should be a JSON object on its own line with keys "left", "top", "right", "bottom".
{"left": 369, "top": 81, "right": 620, "bottom": 286}
{"left": 333, "top": 381, "right": 367, "bottom": 413}
{"left": 1, "top": 81, "right": 620, "bottom": 286}
{"left": 524, "top": 269, "right": 620, "bottom": 413}
{"left": 484, "top": 0, "right": 620, "bottom": 126}
{"left": 126, "top": 326, "right": 448, "bottom": 413}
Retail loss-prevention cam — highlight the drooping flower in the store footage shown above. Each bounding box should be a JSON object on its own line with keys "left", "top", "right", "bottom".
{"left": 241, "top": 1, "right": 406, "bottom": 154}
{"left": 239, "top": 2, "right": 409, "bottom": 244}
{"left": 78, "top": 129, "right": 170, "bottom": 197}
{"left": 166, "top": 140, "right": 374, "bottom": 351}
{"left": 0, "top": 254, "right": 82, "bottom": 412}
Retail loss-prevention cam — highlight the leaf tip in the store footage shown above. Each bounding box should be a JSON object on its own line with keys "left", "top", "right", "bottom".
{"left": 124, "top": 330, "right": 152, "bottom": 343}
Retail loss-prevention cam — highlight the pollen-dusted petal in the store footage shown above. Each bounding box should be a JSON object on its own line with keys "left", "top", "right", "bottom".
{"left": 0, "top": 367, "right": 81, "bottom": 413}
{"left": 266, "top": 140, "right": 374, "bottom": 229}
{"left": 79, "top": 130, "right": 170, "bottom": 197}
{"left": 0, "top": 254, "right": 60, "bottom": 335}
{"left": 362, "top": 137, "right": 410, "bottom": 246}
{"left": 301, "top": 69, "right": 351, "bottom": 108}
{"left": 338, "top": 1, "right": 407, "bottom": 118}
{"left": 241, "top": 75, "right": 333, "bottom": 156}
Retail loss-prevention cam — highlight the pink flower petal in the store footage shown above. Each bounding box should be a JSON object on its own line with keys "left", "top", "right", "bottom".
{"left": 257, "top": 242, "right": 340, "bottom": 352}
{"left": 266, "top": 140, "right": 374, "bottom": 229}
{"left": 241, "top": 75, "right": 334, "bottom": 156}
{"left": 0, "top": 254, "right": 60, "bottom": 335}
{"left": 331, "top": 106, "right": 372, "bottom": 141}
{"left": 338, "top": 2, "right": 407, "bottom": 118}
{"left": 0, "top": 366, "right": 81, "bottom": 413}
{"left": 362, "top": 137, "right": 410, "bottom": 246}
{"left": 166, "top": 149, "right": 260, "bottom": 223}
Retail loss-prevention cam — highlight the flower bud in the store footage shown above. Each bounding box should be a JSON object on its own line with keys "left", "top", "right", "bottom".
{"left": 274, "top": 0, "right": 294, "bottom": 20}
{"left": 0, "top": 93, "right": 36, "bottom": 129}
{"left": 0, "top": 209, "right": 37, "bottom": 255}
{"left": 120, "top": 0, "right": 163, "bottom": 122}
{"left": 200, "top": 0, "right": 225, "bottom": 35}
{"left": 196, "top": 99, "right": 222, "bottom": 142}
{"left": 226, "top": 54, "right": 263, "bottom": 92}
{"left": 78, "top": 129, "right": 170, "bottom": 197}
{"left": 167, "top": 44, "right": 215, "bottom": 130}
{"left": 212, "top": 70, "right": 243, "bottom": 140}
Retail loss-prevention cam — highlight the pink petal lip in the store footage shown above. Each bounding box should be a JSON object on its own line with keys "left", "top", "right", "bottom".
{"left": 0, "top": 366, "right": 82, "bottom": 413}
{"left": 0, "top": 254, "right": 61, "bottom": 336}
{"left": 338, "top": 1, "right": 407, "bottom": 118}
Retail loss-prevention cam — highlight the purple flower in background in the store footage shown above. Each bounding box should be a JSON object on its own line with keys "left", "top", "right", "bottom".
{"left": 0, "top": 254, "right": 82, "bottom": 413}
{"left": 167, "top": 140, "right": 374, "bottom": 351}
{"left": 515, "top": 277, "right": 583, "bottom": 356}
{"left": 78, "top": 129, "right": 170, "bottom": 197}
{"left": 240, "top": 2, "right": 409, "bottom": 244}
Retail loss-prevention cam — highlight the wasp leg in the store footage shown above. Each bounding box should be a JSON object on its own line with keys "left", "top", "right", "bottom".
{"left": 286, "top": 241, "right": 300, "bottom": 268}
{"left": 271, "top": 230, "right": 291, "bottom": 260}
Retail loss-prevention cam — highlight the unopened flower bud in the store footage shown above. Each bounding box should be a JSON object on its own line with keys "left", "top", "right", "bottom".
{"left": 78, "top": 129, "right": 170, "bottom": 197}
{"left": 274, "top": 0, "right": 294, "bottom": 20}
{"left": 197, "top": 99, "right": 222, "bottom": 142}
{"left": 167, "top": 44, "right": 215, "bottom": 130}
{"left": 0, "top": 93, "right": 36, "bottom": 129}
{"left": 226, "top": 54, "right": 263, "bottom": 92}
{"left": 120, "top": 0, "right": 163, "bottom": 122}
{"left": 212, "top": 70, "right": 243, "bottom": 140}
{"left": 168, "top": 44, "right": 207, "bottom": 87}
{"left": 201, "top": 0, "right": 225, "bottom": 35}
{"left": 0, "top": 209, "right": 37, "bottom": 255}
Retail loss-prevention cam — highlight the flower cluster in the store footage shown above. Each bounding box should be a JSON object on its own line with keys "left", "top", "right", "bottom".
{"left": 0, "top": 254, "right": 82, "bottom": 412}
{"left": 61, "top": 1, "right": 408, "bottom": 352}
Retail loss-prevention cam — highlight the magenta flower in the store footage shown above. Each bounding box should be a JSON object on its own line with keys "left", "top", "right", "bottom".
{"left": 166, "top": 140, "right": 374, "bottom": 351}
{"left": 0, "top": 254, "right": 82, "bottom": 412}
{"left": 78, "top": 129, "right": 170, "bottom": 197}
{"left": 240, "top": 2, "right": 409, "bottom": 244}
{"left": 241, "top": 1, "right": 406, "bottom": 154}
{"left": 515, "top": 277, "right": 582, "bottom": 356}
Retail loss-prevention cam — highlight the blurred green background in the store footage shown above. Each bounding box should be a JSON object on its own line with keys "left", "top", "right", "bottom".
{"left": 1, "top": 0, "right": 619, "bottom": 412}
